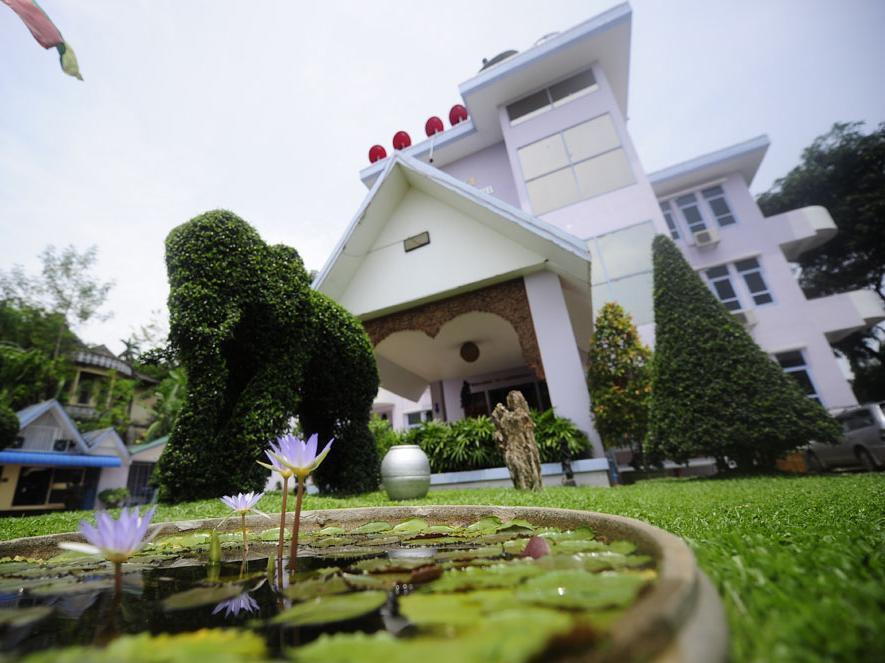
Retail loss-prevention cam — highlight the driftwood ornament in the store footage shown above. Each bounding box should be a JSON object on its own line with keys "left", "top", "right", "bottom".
{"left": 491, "top": 390, "right": 544, "bottom": 490}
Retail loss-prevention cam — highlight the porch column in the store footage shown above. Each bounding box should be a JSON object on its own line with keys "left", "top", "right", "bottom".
{"left": 523, "top": 271, "right": 604, "bottom": 457}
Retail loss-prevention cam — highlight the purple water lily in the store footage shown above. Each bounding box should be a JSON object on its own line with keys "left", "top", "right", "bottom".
{"left": 219, "top": 492, "right": 269, "bottom": 555}
{"left": 59, "top": 506, "right": 158, "bottom": 564}
{"left": 212, "top": 592, "right": 260, "bottom": 618}
{"left": 220, "top": 491, "right": 265, "bottom": 514}
{"left": 256, "top": 432, "right": 334, "bottom": 572}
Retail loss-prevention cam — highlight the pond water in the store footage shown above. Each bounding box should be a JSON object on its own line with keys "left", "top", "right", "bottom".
{"left": 0, "top": 516, "right": 656, "bottom": 662}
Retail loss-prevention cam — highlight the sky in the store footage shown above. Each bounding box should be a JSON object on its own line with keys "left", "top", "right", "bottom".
{"left": 1, "top": 0, "right": 883, "bottom": 354}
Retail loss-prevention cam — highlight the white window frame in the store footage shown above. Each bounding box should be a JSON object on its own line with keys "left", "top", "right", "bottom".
{"left": 701, "top": 185, "right": 738, "bottom": 227}
{"left": 404, "top": 409, "right": 433, "bottom": 430}
{"left": 774, "top": 349, "right": 821, "bottom": 403}
{"left": 674, "top": 192, "right": 708, "bottom": 234}
{"left": 733, "top": 256, "right": 774, "bottom": 306}
{"left": 506, "top": 68, "right": 599, "bottom": 126}
{"left": 659, "top": 201, "right": 680, "bottom": 240}
{"left": 703, "top": 264, "right": 742, "bottom": 311}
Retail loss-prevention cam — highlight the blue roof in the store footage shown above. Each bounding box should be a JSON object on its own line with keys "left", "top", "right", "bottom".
{"left": 0, "top": 451, "right": 122, "bottom": 468}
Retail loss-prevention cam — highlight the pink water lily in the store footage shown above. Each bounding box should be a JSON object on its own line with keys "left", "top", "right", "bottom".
{"left": 59, "top": 506, "right": 158, "bottom": 564}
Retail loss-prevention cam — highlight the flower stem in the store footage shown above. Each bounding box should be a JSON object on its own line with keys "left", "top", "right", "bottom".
{"left": 113, "top": 561, "right": 122, "bottom": 596}
{"left": 288, "top": 477, "right": 304, "bottom": 570}
{"left": 278, "top": 475, "right": 289, "bottom": 568}
{"left": 241, "top": 512, "right": 248, "bottom": 556}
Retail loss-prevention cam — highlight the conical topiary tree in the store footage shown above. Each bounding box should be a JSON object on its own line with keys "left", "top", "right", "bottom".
{"left": 646, "top": 235, "right": 840, "bottom": 471}
{"left": 587, "top": 302, "right": 651, "bottom": 466}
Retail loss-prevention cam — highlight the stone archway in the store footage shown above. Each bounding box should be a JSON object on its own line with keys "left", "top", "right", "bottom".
{"left": 362, "top": 279, "right": 545, "bottom": 379}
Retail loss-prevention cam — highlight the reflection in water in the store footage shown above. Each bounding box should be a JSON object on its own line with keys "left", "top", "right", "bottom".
{"left": 212, "top": 592, "right": 260, "bottom": 618}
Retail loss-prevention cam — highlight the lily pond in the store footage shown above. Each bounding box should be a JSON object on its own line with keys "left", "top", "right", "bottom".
{"left": 1, "top": 515, "right": 655, "bottom": 662}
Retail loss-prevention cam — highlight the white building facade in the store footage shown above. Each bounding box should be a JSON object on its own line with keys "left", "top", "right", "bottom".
{"left": 323, "top": 3, "right": 884, "bottom": 438}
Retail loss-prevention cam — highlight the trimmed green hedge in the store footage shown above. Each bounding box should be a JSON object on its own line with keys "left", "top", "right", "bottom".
{"left": 371, "top": 410, "right": 590, "bottom": 474}
{"left": 155, "top": 211, "right": 379, "bottom": 501}
{"left": 646, "top": 235, "right": 840, "bottom": 470}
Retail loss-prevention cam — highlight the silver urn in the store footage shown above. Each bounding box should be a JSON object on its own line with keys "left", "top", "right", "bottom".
{"left": 381, "top": 444, "right": 431, "bottom": 500}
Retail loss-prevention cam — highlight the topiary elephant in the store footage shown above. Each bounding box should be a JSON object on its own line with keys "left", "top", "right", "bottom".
{"left": 154, "top": 210, "right": 379, "bottom": 502}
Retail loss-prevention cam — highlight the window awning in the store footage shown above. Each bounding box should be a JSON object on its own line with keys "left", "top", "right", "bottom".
{"left": 0, "top": 451, "right": 122, "bottom": 468}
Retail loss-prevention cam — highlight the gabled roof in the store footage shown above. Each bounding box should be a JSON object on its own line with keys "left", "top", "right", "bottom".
{"left": 83, "top": 427, "right": 130, "bottom": 462}
{"left": 16, "top": 400, "right": 88, "bottom": 453}
{"left": 315, "top": 154, "right": 592, "bottom": 316}
{"left": 649, "top": 135, "right": 770, "bottom": 197}
{"left": 129, "top": 435, "right": 168, "bottom": 456}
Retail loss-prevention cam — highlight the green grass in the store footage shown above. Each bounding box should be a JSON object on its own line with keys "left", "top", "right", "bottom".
{"left": 2, "top": 474, "right": 883, "bottom": 662}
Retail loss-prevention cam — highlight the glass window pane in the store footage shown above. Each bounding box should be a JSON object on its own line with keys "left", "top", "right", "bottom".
{"left": 735, "top": 257, "right": 760, "bottom": 272}
{"left": 713, "top": 279, "right": 737, "bottom": 301}
{"left": 507, "top": 89, "right": 551, "bottom": 123}
{"left": 518, "top": 134, "right": 569, "bottom": 180}
{"left": 675, "top": 193, "right": 697, "bottom": 206}
{"left": 680, "top": 204, "right": 705, "bottom": 230}
{"left": 742, "top": 272, "right": 767, "bottom": 293}
{"left": 723, "top": 300, "right": 742, "bottom": 311}
{"left": 526, "top": 168, "right": 579, "bottom": 214}
{"left": 597, "top": 222, "right": 655, "bottom": 280}
{"left": 789, "top": 370, "right": 816, "bottom": 396}
{"left": 562, "top": 115, "right": 620, "bottom": 162}
{"left": 550, "top": 69, "right": 597, "bottom": 104}
{"left": 702, "top": 185, "right": 724, "bottom": 198}
{"left": 609, "top": 272, "right": 654, "bottom": 325}
{"left": 705, "top": 265, "right": 729, "bottom": 278}
{"left": 753, "top": 292, "right": 773, "bottom": 305}
{"left": 776, "top": 351, "right": 805, "bottom": 369}
{"left": 709, "top": 198, "right": 731, "bottom": 217}
{"left": 573, "top": 148, "right": 634, "bottom": 199}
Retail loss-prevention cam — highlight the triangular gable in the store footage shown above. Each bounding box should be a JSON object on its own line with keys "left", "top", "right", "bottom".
{"left": 16, "top": 400, "right": 88, "bottom": 453}
{"left": 83, "top": 427, "right": 130, "bottom": 463}
{"left": 315, "top": 154, "right": 592, "bottom": 319}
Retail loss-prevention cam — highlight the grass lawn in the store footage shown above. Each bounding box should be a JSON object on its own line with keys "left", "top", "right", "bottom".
{"left": 2, "top": 474, "right": 883, "bottom": 662}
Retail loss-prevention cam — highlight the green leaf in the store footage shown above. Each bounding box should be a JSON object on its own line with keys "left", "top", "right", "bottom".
{"left": 271, "top": 590, "right": 387, "bottom": 626}
{"left": 429, "top": 561, "right": 543, "bottom": 592}
{"left": 162, "top": 583, "right": 244, "bottom": 611}
{"left": 283, "top": 575, "right": 349, "bottom": 601}
{"left": 516, "top": 570, "right": 648, "bottom": 610}
{"left": 391, "top": 518, "right": 428, "bottom": 534}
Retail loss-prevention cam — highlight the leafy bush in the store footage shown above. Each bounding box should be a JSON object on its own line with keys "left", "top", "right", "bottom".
{"left": 0, "top": 345, "right": 69, "bottom": 410}
{"left": 587, "top": 302, "right": 651, "bottom": 461}
{"left": 369, "top": 415, "right": 402, "bottom": 460}
{"left": 0, "top": 398, "right": 19, "bottom": 450}
{"left": 378, "top": 411, "right": 589, "bottom": 474}
{"left": 98, "top": 487, "right": 130, "bottom": 508}
{"left": 155, "top": 210, "right": 379, "bottom": 501}
{"left": 646, "top": 235, "right": 841, "bottom": 471}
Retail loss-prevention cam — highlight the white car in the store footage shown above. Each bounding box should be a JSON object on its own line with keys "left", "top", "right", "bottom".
{"left": 806, "top": 403, "right": 885, "bottom": 472}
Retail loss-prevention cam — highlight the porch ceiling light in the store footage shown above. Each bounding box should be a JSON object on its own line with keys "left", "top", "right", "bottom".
{"left": 460, "top": 341, "right": 480, "bottom": 363}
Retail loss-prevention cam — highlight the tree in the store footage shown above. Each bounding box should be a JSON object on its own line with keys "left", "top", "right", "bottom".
{"left": 757, "top": 122, "right": 885, "bottom": 401}
{"left": 0, "top": 301, "right": 80, "bottom": 358}
{"left": 0, "top": 345, "right": 70, "bottom": 410}
{"left": 143, "top": 367, "right": 186, "bottom": 441}
{"left": 0, "top": 245, "right": 114, "bottom": 358}
{"left": 587, "top": 302, "right": 651, "bottom": 466}
{"left": 0, "top": 398, "right": 18, "bottom": 450}
{"left": 646, "top": 235, "right": 840, "bottom": 471}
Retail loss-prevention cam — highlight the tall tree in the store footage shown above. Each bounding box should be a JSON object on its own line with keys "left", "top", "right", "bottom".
{"left": 0, "top": 245, "right": 114, "bottom": 359}
{"left": 587, "top": 302, "right": 651, "bottom": 466}
{"left": 0, "top": 301, "right": 80, "bottom": 357}
{"left": 646, "top": 235, "right": 840, "bottom": 471}
{"left": 757, "top": 121, "right": 885, "bottom": 400}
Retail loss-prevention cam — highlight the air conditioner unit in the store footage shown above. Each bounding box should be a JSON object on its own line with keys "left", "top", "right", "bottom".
{"left": 693, "top": 227, "right": 720, "bottom": 247}
{"left": 731, "top": 309, "right": 758, "bottom": 328}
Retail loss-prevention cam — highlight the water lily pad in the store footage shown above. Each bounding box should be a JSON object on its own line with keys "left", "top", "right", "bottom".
{"left": 284, "top": 575, "right": 349, "bottom": 601}
{"left": 342, "top": 572, "right": 411, "bottom": 590}
{"left": 0, "top": 605, "right": 53, "bottom": 628}
{"left": 608, "top": 540, "right": 637, "bottom": 555}
{"left": 516, "top": 570, "right": 648, "bottom": 610}
{"left": 433, "top": 545, "right": 503, "bottom": 561}
{"left": 350, "top": 557, "right": 434, "bottom": 573}
{"left": 497, "top": 518, "right": 534, "bottom": 532}
{"left": 391, "top": 518, "right": 428, "bottom": 534}
{"left": 429, "top": 561, "right": 543, "bottom": 592}
{"left": 29, "top": 577, "right": 115, "bottom": 597}
{"left": 163, "top": 583, "right": 244, "bottom": 611}
{"left": 464, "top": 516, "right": 502, "bottom": 534}
{"left": 351, "top": 521, "right": 392, "bottom": 535}
{"left": 538, "top": 527, "right": 594, "bottom": 542}
{"left": 315, "top": 526, "right": 347, "bottom": 536}
{"left": 552, "top": 539, "right": 609, "bottom": 554}
{"left": 310, "top": 537, "right": 357, "bottom": 548}
{"left": 271, "top": 590, "right": 386, "bottom": 626}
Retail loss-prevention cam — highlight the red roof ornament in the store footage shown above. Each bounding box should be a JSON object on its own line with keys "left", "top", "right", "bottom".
{"left": 368, "top": 144, "right": 387, "bottom": 163}
{"left": 425, "top": 116, "right": 444, "bottom": 137}
{"left": 392, "top": 131, "right": 412, "bottom": 150}
{"left": 449, "top": 104, "right": 468, "bottom": 126}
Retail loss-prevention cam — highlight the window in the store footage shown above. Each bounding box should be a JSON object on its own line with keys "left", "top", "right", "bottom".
{"left": 702, "top": 185, "right": 736, "bottom": 227}
{"left": 838, "top": 409, "right": 875, "bottom": 432}
{"left": 704, "top": 265, "right": 741, "bottom": 311}
{"left": 518, "top": 114, "right": 635, "bottom": 214}
{"left": 589, "top": 221, "right": 655, "bottom": 325}
{"left": 674, "top": 193, "right": 707, "bottom": 233}
{"left": 506, "top": 69, "right": 598, "bottom": 124}
{"left": 405, "top": 410, "right": 433, "bottom": 429}
{"left": 734, "top": 257, "right": 773, "bottom": 305}
{"left": 776, "top": 350, "right": 820, "bottom": 402}
{"left": 660, "top": 202, "right": 680, "bottom": 239}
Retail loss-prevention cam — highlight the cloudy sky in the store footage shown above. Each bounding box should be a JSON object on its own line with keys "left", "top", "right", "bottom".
{"left": 1, "top": 0, "right": 883, "bottom": 353}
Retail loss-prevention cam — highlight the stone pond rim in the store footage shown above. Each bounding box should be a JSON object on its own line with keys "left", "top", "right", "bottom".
{"left": 0, "top": 505, "right": 729, "bottom": 663}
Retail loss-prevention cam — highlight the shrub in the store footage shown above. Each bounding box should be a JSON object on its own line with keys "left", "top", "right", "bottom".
{"left": 98, "top": 487, "right": 130, "bottom": 508}
{"left": 587, "top": 302, "right": 652, "bottom": 462}
{"left": 646, "top": 235, "right": 841, "bottom": 471}
{"left": 369, "top": 414, "right": 403, "bottom": 460}
{"left": 155, "top": 211, "right": 379, "bottom": 501}
{"left": 0, "top": 399, "right": 19, "bottom": 450}
{"left": 395, "top": 410, "right": 589, "bottom": 474}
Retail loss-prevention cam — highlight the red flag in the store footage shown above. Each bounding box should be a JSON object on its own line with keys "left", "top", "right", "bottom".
{"left": 2, "top": 0, "right": 82, "bottom": 79}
